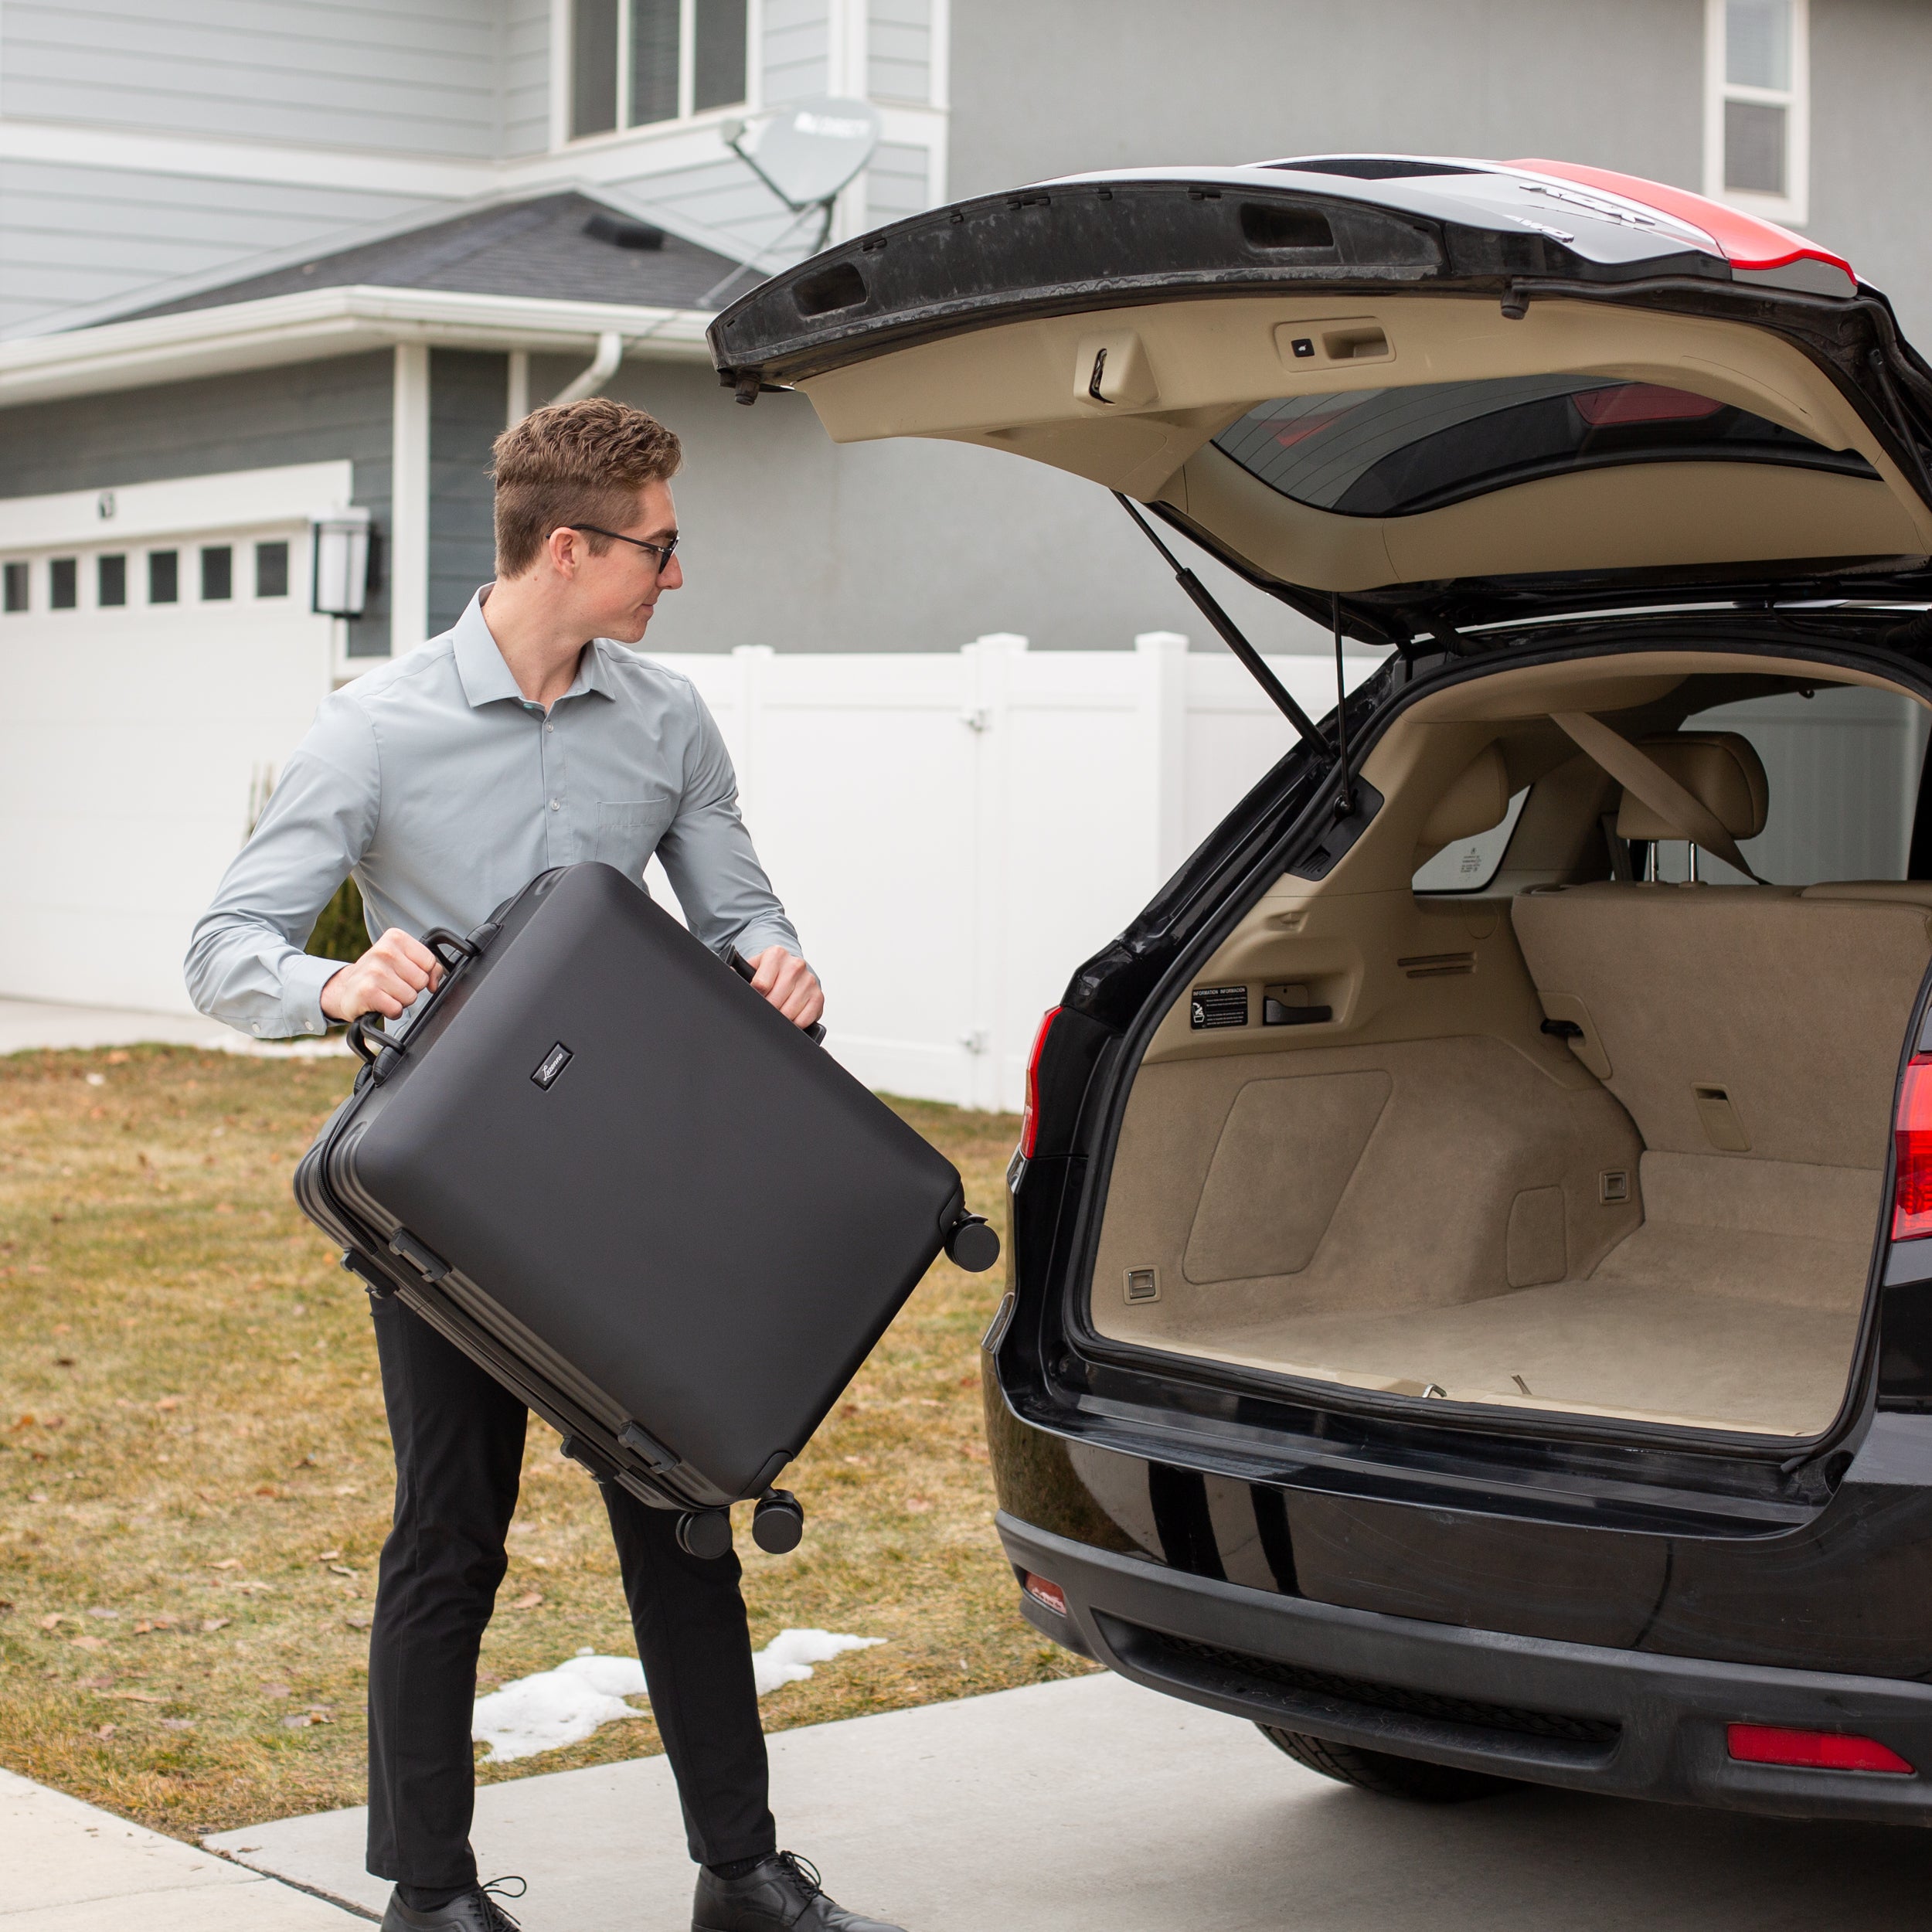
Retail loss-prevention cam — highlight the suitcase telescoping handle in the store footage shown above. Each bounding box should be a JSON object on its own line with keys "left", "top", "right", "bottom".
{"left": 726, "top": 946, "right": 828, "bottom": 1044}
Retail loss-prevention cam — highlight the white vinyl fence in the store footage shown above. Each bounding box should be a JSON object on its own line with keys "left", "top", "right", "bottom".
{"left": 648, "top": 634, "right": 1381, "bottom": 1114}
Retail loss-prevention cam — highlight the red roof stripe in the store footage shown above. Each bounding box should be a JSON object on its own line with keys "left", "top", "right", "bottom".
{"left": 1507, "top": 158, "right": 1855, "bottom": 281}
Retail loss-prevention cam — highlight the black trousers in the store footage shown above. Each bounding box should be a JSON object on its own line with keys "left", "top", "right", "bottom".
{"left": 364, "top": 1294, "right": 777, "bottom": 1889}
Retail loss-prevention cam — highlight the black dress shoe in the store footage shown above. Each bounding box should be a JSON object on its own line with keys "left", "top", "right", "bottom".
{"left": 380, "top": 1877, "right": 526, "bottom": 1931}
{"left": 692, "top": 1851, "right": 906, "bottom": 1931}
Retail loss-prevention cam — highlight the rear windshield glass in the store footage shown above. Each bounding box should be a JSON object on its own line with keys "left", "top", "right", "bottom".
{"left": 1213, "top": 375, "right": 1876, "bottom": 519}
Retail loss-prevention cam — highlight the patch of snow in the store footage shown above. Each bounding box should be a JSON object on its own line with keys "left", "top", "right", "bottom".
{"left": 473, "top": 1629, "right": 885, "bottom": 1763}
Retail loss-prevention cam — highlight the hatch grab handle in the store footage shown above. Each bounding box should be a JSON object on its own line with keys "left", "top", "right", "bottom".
{"left": 1112, "top": 492, "right": 1330, "bottom": 762}
{"left": 1331, "top": 590, "right": 1354, "bottom": 819}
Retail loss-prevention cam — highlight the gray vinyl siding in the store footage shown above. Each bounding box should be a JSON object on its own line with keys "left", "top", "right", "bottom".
{"left": 0, "top": 158, "right": 437, "bottom": 338}
{"left": 0, "top": 0, "right": 502, "bottom": 159}
{"left": 867, "top": 0, "right": 930, "bottom": 103}
{"left": 763, "top": 0, "right": 830, "bottom": 104}
{"left": 429, "top": 349, "right": 507, "bottom": 635}
{"left": 862, "top": 140, "right": 930, "bottom": 223}
{"left": 0, "top": 352, "right": 395, "bottom": 656}
{"left": 502, "top": 0, "right": 553, "bottom": 156}
{"left": 602, "top": 158, "right": 808, "bottom": 272}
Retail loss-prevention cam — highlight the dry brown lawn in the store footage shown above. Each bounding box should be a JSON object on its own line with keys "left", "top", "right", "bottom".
{"left": 0, "top": 1044, "right": 1091, "bottom": 1841}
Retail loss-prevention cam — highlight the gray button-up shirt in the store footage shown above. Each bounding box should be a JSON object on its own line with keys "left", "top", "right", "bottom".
{"left": 185, "top": 590, "right": 802, "bottom": 1039}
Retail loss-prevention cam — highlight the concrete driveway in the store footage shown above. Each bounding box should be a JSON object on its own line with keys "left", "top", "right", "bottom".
{"left": 207, "top": 1671, "right": 1932, "bottom": 1931}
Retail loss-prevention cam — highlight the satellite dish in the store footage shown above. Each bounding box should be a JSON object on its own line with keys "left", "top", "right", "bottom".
{"left": 724, "top": 96, "right": 882, "bottom": 216}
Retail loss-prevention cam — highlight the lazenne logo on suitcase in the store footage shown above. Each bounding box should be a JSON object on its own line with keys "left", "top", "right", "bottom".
{"left": 531, "top": 1042, "right": 573, "bottom": 1090}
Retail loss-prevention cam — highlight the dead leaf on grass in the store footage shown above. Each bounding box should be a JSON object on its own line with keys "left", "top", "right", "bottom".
{"left": 210, "top": 1559, "right": 240, "bottom": 1570}
{"left": 70, "top": 1635, "right": 106, "bottom": 1651}
{"left": 344, "top": 1611, "right": 372, "bottom": 1629}
{"left": 507, "top": 1590, "right": 543, "bottom": 1611}
{"left": 155, "top": 1397, "right": 181, "bottom": 1411}
{"left": 39, "top": 1613, "right": 64, "bottom": 1631}
{"left": 107, "top": 1690, "right": 165, "bottom": 1704}
{"left": 201, "top": 1617, "right": 230, "bottom": 1633}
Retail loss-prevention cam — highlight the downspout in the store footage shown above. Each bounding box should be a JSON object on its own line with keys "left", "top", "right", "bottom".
{"left": 549, "top": 330, "right": 625, "bottom": 406}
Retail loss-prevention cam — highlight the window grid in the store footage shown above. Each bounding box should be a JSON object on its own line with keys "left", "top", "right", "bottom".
{"left": 0, "top": 530, "right": 307, "bottom": 614}
{"left": 1705, "top": 0, "right": 1808, "bottom": 225}
{"left": 571, "top": 0, "right": 749, "bottom": 141}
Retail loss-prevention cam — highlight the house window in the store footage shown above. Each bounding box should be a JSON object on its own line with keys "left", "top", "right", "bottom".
{"left": 49, "top": 558, "right": 77, "bottom": 609}
{"left": 570, "top": 0, "right": 749, "bottom": 139}
{"left": 2, "top": 562, "right": 26, "bottom": 613}
{"left": 255, "top": 541, "right": 290, "bottom": 598}
{"left": 99, "top": 554, "right": 127, "bottom": 607}
{"left": 1706, "top": 0, "right": 1808, "bottom": 223}
{"left": 148, "top": 551, "right": 179, "bottom": 604}
{"left": 201, "top": 545, "right": 233, "bottom": 601}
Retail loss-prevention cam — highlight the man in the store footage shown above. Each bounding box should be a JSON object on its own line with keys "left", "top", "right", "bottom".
{"left": 187, "top": 399, "right": 903, "bottom": 1932}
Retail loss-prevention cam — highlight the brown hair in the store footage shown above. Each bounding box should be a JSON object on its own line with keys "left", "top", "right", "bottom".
{"left": 491, "top": 397, "right": 682, "bottom": 577}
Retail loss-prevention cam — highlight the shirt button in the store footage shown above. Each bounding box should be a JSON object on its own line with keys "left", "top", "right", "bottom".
{"left": 545, "top": 723, "right": 555, "bottom": 734}
{"left": 549, "top": 798, "right": 561, "bottom": 811}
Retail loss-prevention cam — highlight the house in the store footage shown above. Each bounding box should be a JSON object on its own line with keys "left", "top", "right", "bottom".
{"left": 2, "top": 0, "right": 1927, "bottom": 1046}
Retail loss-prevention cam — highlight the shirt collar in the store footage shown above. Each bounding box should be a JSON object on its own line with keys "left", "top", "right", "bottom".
{"left": 451, "top": 589, "right": 621, "bottom": 709}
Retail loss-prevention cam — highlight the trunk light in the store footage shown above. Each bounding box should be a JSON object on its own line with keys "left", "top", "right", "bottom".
{"left": 1019, "top": 1007, "right": 1062, "bottom": 1159}
{"left": 1893, "top": 1054, "right": 1932, "bottom": 1240}
{"left": 1022, "top": 1572, "right": 1068, "bottom": 1616}
{"left": 1727, "top": 1723, "right": 1913, "bottom": 1774}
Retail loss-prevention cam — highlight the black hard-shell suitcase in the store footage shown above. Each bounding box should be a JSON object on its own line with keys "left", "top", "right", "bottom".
{"left": 294, "top": 862, "right": 997, "bottom": 1556}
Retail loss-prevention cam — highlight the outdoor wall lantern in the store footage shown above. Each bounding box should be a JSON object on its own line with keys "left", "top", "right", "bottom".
{"left": 311, "top": 508, "right": 372, "bottom": 618}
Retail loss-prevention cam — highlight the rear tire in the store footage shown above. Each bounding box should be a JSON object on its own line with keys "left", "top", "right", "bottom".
{"left": 1257, "top": 1726, "right": 1522, "bottom": 1802}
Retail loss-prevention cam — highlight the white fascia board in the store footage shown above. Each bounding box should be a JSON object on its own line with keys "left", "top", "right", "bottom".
{"left": 5, "top": 461, "right": 352, "bottom": 550}
{"left": 0, "top": 104, "right": 948, "bottom": 229}
{"left": 0, "top": 287, "right": 713, "bottom": 409}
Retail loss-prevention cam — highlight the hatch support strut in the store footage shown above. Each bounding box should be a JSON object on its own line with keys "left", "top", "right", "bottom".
{"left": 1112, "top": 493, "right": 1330, "bottom": 762}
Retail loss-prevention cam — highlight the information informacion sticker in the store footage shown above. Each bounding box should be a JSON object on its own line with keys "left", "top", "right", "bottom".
{"left": 1189, "top": 985, "right": 1249, "bottom": 1030}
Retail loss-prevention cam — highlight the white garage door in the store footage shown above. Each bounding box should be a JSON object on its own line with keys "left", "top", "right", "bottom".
{"left": 0, "top": 463, "right": 356, "bottom": 1014}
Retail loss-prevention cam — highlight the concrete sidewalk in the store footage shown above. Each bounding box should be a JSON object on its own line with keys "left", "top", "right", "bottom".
{"left": 0, "top": 1766, "right": 362, "bottom": 1930}
{"left": 208, "top": 1671, "right": 1932, "bottom": 1931}
{"left": 0, "top": 996, "right": 347, "bottom": 1058}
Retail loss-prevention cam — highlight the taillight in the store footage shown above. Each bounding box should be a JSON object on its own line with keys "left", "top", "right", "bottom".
{"left": 1022, "top": 1572, "right": 1068, "bottom": 1616}
{"left": 1893, "top": 1053, "right": 1932, "bottom": 1239}
{"left": 1019, "top": 1006, "right": 1062, "bottom": 1159}
{"left": 1727, "top": 1723, "right": 1913, "bottom": 1774}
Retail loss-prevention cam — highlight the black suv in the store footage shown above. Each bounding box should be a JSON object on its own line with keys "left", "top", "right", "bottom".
{"left": 713, "top": 156, "right": 1932, "bottom": 1821}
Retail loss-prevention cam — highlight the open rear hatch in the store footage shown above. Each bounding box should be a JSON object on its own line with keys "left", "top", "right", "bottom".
{"left": 713, "top": 157, "right": 1932, "bottom": 1447}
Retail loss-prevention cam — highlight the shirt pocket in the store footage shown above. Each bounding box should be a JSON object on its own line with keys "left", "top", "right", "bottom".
{"left": 594, "top": 793, "right": 676, "bottom": 879}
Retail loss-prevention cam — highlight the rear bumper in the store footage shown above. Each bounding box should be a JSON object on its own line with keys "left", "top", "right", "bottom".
{"left": 998, "top": 1512, "right": 1932, "bottom": 1824}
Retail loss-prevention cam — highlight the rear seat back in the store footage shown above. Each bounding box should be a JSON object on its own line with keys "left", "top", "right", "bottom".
{"left": 1512, "top": 883, "right": 1932, "bottom": 1167}
{"left": 1512, "top": 725, "right": 1932, "bottom": 1169}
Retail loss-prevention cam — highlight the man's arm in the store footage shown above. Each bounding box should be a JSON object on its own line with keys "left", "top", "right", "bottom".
{"left": 184, "top": 696, "right": 398, "bottom": 1038}
{"left": 654, "top": 690, "right": 823, "bottom": 1029}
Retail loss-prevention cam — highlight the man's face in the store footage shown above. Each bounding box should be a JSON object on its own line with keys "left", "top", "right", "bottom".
{"left": 567, "top": 478, "right": 683, "bottom": 645}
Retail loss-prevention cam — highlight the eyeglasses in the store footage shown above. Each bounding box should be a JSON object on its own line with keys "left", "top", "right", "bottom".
{"left": 566, "top": 526, "right": 679, "bottom": 572}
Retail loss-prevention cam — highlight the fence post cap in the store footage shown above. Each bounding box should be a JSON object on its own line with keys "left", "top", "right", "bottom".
{"left": 1134, "top": 630, "right": 1189, "bottom": 653}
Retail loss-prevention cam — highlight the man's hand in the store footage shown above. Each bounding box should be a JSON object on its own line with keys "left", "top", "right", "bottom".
{"left": 747, "top": 946, "right": 824, "bottom": 1030}
{"left": 319, "top": 928, "right": 444, "bottom": 1024}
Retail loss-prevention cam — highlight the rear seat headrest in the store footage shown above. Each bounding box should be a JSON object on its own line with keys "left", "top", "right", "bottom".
{"left": 1615, "top": 733, "right": 1768, "bottom": 843}
{"left": 1422, "top": 744, "right": 1511, "bottom": 849}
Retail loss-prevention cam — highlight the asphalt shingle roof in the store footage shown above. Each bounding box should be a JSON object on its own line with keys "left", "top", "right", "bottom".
{"left": 114, "top": 192, "right": 747, "bottom": 321}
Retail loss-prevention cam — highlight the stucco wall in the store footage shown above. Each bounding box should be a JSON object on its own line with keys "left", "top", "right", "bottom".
{"left": 549, "top": 354, "right": 1328, "bottom": 655}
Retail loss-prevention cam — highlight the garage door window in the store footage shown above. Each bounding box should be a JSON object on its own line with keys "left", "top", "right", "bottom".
{"left": 3, "top": 562, "right": 26, "bottom": 613}
{"left": 99, "top": 555, "right": 126, "bottom": 607}
{"left": 49, "top": 559, "right": 77, "bottom": 610}
{"left": 255, "top": 541, "right": 289, "bottom": 598}
{"left": 148, "top": 552, "right": 178, "bottom": 604}
{"left": 201, "top": 546, "right": 233, "bottom": 601}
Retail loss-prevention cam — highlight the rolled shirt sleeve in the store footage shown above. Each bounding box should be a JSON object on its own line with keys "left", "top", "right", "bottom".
{"left": 183, "top": 695, "right": 380, "bottom": 1039}
{"left": 654, "top": 686, "right": 803, "bottom": 964}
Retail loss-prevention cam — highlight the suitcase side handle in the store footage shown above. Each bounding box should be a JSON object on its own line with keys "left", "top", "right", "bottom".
{"left": 345, "top": 928, "right": 482, "bottom": 1083}
{"left": 726, "top": 946, "right": 828, "bottom": 1045}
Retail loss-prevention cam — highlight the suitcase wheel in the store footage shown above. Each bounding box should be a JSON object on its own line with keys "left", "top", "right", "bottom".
{"left": 675, "top": 1509, "right": 734, "bottom": 1560}
{"left": 752, "top": 1488, "right": 805, "bottom": 1555}
{"left": 944, "top": 1215, "right": 1002, "bottom": 1274}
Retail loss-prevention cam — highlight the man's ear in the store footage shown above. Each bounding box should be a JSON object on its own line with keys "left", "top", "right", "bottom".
{"left": 543, "top": 525, "right": 583, "bottom": 576}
